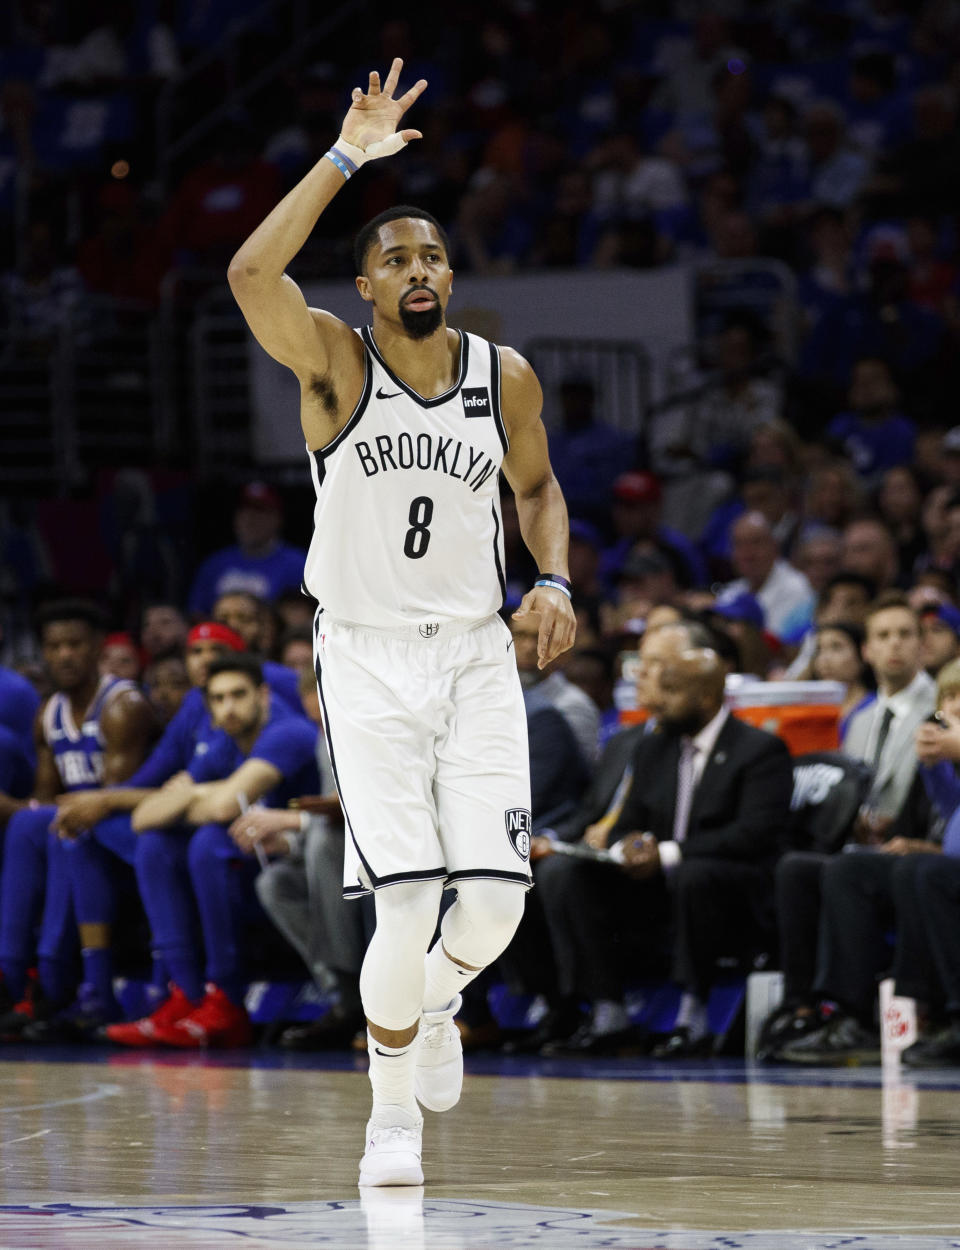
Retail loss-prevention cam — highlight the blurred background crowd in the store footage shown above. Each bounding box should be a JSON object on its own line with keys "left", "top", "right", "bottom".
{"left": 5, "top": 0, "right": 960, "bottom": 1066}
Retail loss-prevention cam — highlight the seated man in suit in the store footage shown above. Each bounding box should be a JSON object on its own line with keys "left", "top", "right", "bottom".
{"left": 535, "top": 647, "right": 793, "bottom": 1057}
{"left": 503, "top": 617, "right": 714, "bottom": 1052}
{"left": 766, "top": 591, "right": 936, "bottom": 1058}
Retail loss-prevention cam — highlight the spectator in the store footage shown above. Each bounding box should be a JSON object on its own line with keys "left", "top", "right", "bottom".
{"left": 827, "top": 357, "right": 916, "bottom": 482}
{"left": 240, "top": 666, "right": 371, "bottom": 1051}
{"left": 919, "top": 603, "right": 960, "bottom": 678}
{"left": 761, "top": 592, "right": 935, "bottom": 1061}
{"left": 600, "top": 472, "right": 706, "bottom": 593}
{"left": 793, "top": 530, "right": 843, "bottom": 596}
{"left": 810, "top": 622, "right": 874, "bottom": 739}
{"left": 840, "top": 518, "right": 899, "bottom": 591}
{"left": 801, "top": 101, "right": 871, "bottom": 210}
{"left": 537, "top": 647, "right": 792, "bottom": 1059}
{"left": 188, "top": 484, "right": 307, "bottom": 616}
{"left": 278, "top": 628, "right": 313, "bottom": 672}
{"left": 545, "top": 379, "right": 637, "bottom": 524}
{"left": 143, "top": 653, "right": 190, "bottom": 725}
{"left": 513, "top": 619, "right": 713, "bottom": 1054}
{"left": 803, "top": 460, "right": 865, "bottom": 534}
{"left": 724, "top": 512, "right": 815, "bottom": 644}
{"left": 99, "top": 632, "right": 143, "bottom": 682}
{"left": 273, "top": 588, "right": 316, "bottom": 637}
{"left": 140, "top": 602, "right": 188, "bottom": 661}
{"left": 876, "top": 465, "right": 925, "bottom": 582}
{"left": 117, "top": 654, "right": 320, "bottom": 1048}
{"left": 510, "top": 612, "right": 598, "bottom": 771}
{"left": 706, "top": 589, "right": 773, "bottom": 679}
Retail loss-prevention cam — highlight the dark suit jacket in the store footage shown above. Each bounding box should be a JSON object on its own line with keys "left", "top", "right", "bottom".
{"left": 606, "top": 713, "right": 793, "bottom": 865}
{"left": 542, "top": 723, "right": 649, "bottom": 842}
{"left": 529, "top": 705, "right": 591, "bottom": 828}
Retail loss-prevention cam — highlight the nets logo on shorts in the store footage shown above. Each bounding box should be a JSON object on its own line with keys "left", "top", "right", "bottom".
{"left": 505, "top": 807, "right": 531, "bottom": 860}
{"left": 462, "top": 387, "right": 491, "bottom": 417}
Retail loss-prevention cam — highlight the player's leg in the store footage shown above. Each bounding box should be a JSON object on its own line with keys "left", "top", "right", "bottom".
{"left": 314, "top": 621, "right": 447, "bottom": 1184}
{"left": 426, "top": 617, "right": 533, "bottom": 1108}
{"left": 154, "top": 821, "right": 255, "bottom": 1049}
{"left": 104, "top": 826, "right": 203, "bottom": 1047}
{"left": 0, "top": 807, "right": 54, "bottom": 1011}
{"left": 54, "top": 814, "right": 140, "bottom": 1031}
{"left": 358, "top": 876, "right": 444, "bottom": 1187}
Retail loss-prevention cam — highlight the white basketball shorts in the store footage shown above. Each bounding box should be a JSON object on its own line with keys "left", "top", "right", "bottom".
{"left": 313, "top": 612, "right": 533, "bottom": 898}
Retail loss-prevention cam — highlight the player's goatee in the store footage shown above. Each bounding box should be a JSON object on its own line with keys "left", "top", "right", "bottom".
{"left": 399, "top": 301, "right": 443, "bottom": 339}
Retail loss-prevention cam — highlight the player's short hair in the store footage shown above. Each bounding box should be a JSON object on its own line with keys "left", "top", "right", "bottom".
{"left": 205, "top": 653, "right": 265, "bottom": 690}
{"left": 35, "top": 598, "right": 109, "bottom": 636}
{"left": 354, "top": 205, "right": 450, "bottom": 274}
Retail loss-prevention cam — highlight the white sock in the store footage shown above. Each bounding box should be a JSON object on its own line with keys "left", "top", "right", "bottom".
{"left": 675, "top": 992, "right": 708, "bottom": 1040}
{"left": 366, "top": 1032, "right": 420, "bottom": 1119}
{"left": 422, "top": 941, "right": 481, "bottom": 1015}
{"left": 592, "top": 999, "right": 629, "bottom": 1036}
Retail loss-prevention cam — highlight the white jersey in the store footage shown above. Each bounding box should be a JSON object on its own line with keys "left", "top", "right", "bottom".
{"left": 303, "top": 327, "right": 509, "bottom": 630}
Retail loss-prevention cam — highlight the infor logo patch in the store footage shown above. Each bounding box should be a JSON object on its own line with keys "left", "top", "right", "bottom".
{"left": 462, "top": 387, "right": 491, "bottom": 417}
{"left": 505, "top": 807, "right": 531, "bottom": 860}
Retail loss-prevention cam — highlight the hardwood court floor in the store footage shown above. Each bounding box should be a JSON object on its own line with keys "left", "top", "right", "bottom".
{"left": 0, "top": 1050, "right": 957, "bottom": 1247}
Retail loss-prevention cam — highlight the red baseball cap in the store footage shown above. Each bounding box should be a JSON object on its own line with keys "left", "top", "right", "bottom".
{"left": 239, "top": 482, "right": 282, "bottom": 512}
{"left": 187, "top": 622, "right": 247, "bottom": 651}
{"left": 612, "top": 471, "right": 662, "bottom": 504}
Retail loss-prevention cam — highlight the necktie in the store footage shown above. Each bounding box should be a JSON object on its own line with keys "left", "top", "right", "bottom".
{"left": 592, "top": 763, "right": 635, "bottom": 841}
{"left": 672, "top": 738, "right": 697, "bottom": 844}
{"left": 871, "top": 705, "right": 895, "bottom": 772}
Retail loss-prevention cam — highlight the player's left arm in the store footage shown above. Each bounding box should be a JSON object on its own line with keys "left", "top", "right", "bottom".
{"left": 187, "top": 758, "right": 283, "bottom": 825}
{"left": 500, "top": 346, "right": 577, "bottom": 668}
{"left": 100, "top": 691, "right": 160, "bottom": 786}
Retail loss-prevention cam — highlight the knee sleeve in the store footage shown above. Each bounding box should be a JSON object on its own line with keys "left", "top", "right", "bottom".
{"left": 440, "top": 878, "right": 527, "bottom": 969}
{"left": 360, "top": 879, "right": 444, "bottom": 1031}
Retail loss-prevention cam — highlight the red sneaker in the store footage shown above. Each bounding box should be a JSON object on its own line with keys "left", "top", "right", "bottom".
{"left": 103, "top": 986, "right": 199, "bottom": 1048}
{"left": 160, "top": 984, "right": 252, "bottom": 1049}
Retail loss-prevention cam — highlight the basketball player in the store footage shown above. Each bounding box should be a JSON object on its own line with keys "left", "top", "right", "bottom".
{"left": 0, "top": 600, "right": 156, "bottom": 1034}
{"left": 228, "top": 59, "right": 576, "bottom": 1185}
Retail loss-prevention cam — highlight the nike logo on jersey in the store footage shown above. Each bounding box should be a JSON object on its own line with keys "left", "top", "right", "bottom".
{"left": 376, "top": 387, "right": 403, "bottom": 400}
{"left": 506, "top": 639, "right": 514, "bottom": 651}
{"left": 374, "top": 1046, "right": 403, "bottom": 1057}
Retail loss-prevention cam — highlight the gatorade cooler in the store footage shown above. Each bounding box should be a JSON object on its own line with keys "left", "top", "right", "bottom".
{"left": 725, "top": 678, "right": 845, "bottom": 755}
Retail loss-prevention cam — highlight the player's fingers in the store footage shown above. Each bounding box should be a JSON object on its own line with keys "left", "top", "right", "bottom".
{"left": 382, "top": 57, "right": 403, "bottom": 97}
{"left": 538, "top": 613, "right": 558, "bottom": 667}
{"left": 399, "top": 129, "right": 423, "bottom": 143}
{"left": 396, "top": 79, "right": 428, "bottom": 111}
{"left": 368, "top": 70, "right": 381, "bottom": 95}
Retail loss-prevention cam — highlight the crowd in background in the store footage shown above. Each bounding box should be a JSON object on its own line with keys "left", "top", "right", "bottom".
{"left": 4, "top": 0, "right": 960, "bottom": 1064}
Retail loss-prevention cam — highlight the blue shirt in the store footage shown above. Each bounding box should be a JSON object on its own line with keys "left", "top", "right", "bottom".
{"left": 0, "top": 665, "right": 40, "bottom": 763}
{"left": 827, "top": 411, "right": 916, "bottom": 480}
{"left": 0, "top": 724, "right": 33, "bottom": 799}
{"left": 188, "top": 543, "right": 307, "bottom": 614}
{"left": 188, "top": 701, "right": 319, "bottom": 809}
{"left": 125, "top": 662, "right": 306, "bottom": 789}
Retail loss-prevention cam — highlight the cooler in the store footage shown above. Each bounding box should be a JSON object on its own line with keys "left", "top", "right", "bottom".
{"left": 725, "top": 679, "right": 845, "bottom": 755}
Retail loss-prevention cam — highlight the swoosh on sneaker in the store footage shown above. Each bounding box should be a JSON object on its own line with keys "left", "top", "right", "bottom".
{"left": 376, "top": 387, "right": 403, "bottom": 400}
{"left": 374, "top": 1046, "right": 403, "bottom": 1057}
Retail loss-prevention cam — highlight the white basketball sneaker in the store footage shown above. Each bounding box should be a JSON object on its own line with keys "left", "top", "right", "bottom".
{"left": 414, "top": 993, "right": 464, "bottom": 1113}
{"left": 358, "top": 1105, "right": 424, "bottom": 1187}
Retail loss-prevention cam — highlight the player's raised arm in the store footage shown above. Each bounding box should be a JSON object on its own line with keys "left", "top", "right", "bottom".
{"left": 227, "top": 57, "right": 427, "bottom": 380}
{"left": 499, "top": 348, "right": 577, "bottom": 668}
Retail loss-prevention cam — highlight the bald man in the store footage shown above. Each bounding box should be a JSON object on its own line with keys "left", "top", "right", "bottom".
{"left": 725, "top": 511, "right": 815, "bottom": 643}
{"left": 535, "top": 647, "right": 792, "bottom": 1058}
{"left": 501, "top": 620, "right": 711, "bottom": 1053}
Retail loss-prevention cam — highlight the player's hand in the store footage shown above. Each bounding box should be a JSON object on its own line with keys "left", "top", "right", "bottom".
{"left": 341, "top": 58, "right": 427, "bottom": 156}
{"left": 53, "top": 791, "right": 111, "bottom": 837}
{"left": 513, "top": 589, "right": 576, "bottom": 669}
{"left": 229, "top": 806, "right": 297, "bottom": 853}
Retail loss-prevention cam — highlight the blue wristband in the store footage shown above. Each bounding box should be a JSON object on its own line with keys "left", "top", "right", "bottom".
{"left": 535, "top": 576, "right": 572, "bottom": 600}
{"left": 325, "top": 147, "right": 357, "bottom": 179}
